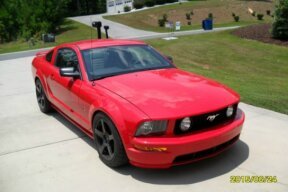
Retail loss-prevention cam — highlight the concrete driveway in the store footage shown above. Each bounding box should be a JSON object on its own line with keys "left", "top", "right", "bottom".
{"left": 0, "top": 56, "right": 287, "bottom": 192}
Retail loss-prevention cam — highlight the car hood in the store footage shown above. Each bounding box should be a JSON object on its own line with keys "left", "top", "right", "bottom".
{"left": 97, "top": 68, "right": 239, "bottom": 119}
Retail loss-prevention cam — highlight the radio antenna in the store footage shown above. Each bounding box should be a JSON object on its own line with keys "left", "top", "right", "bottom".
{"left": 90, "top": 16, "right": 93, "bottom": 83}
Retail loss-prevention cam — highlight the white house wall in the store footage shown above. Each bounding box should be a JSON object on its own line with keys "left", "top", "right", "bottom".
{"left": 107, "top": 0, "right": 134, "bottom": 14}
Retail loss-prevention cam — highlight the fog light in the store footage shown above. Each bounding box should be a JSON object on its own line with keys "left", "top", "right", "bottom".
{"left": 226, "top": 105, "right": 234, "bottom": 117}
{"left": 180, "top": 117, "right": 191, "bottom": 131}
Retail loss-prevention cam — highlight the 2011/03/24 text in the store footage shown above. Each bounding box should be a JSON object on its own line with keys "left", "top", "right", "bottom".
{"left": 230, "top": 176, "right": 277, "bottom": 183}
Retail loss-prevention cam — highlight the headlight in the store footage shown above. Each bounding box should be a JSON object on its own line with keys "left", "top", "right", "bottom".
{"left": 135, "top": 120, "right": 168, "bottom": 136}
{"left": 226, "top": 105, "right": 234, "bottom": 117}
{"left": 180, "top": 117, "right": 192, "bottom": 131}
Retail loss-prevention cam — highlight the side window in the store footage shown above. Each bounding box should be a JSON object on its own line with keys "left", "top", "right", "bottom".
{"left": 55, "top": 48, "right": 79, "bottom": 68}
{"left": 45, "top": 50, "right": 54, "bottom": 62}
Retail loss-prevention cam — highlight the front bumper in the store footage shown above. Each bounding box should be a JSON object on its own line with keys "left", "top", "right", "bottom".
{"left": 126, "top": 109, "right": 245, "bottom": 168}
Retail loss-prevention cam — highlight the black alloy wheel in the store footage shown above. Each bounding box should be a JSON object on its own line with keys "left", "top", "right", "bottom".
{"left": 94, "top": 118, "right": 115, "bottom": 161}
{"left": 35, "top": 79, "right": 52, "bottom": 113}
{"left": 93, "top": 113, "right": 128, "bottom": 167}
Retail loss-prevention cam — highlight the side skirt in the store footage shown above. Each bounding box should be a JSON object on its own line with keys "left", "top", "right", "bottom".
{"left": 51, "top": 104, "right": 94, "bottom": 139}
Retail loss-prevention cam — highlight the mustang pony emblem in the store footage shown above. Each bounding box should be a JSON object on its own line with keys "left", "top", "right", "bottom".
{"left": 207, "top": 114, "right": 219, "bottom": 122}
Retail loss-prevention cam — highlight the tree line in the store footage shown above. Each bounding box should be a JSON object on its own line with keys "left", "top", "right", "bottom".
{"left": 1, "top": 0, "right": 287, "bottom": 43}
{"left": 0, "top": 0, "right": 106, "bottom": 43}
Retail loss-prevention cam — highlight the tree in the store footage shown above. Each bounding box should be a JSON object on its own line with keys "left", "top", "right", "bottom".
{"left": 0, "top": 0, "right": 71, "bottom": 42}
{"left": 0, "top": 0, "right": 107, "bottom": 43}
{"left": 0, "top": 0, "right": 20, "bottom": 42}
{"left": 272, "top": 0, "right": 288, "bottom": 40}
{"left": 66, "top": 0, "right": 107, "bottom": 16}
{"left": 17, "top": 0, "right": 70, "bottom": 39}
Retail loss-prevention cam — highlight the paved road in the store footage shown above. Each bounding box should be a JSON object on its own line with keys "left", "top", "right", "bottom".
{"left": 0, "top": 57, "right": 287, "bottom": 192}
{"left": 0, "top": 47, "right": 51, "bottom": 61}
{"left": 70, "top": 14, "right": 161, "bottom": 39}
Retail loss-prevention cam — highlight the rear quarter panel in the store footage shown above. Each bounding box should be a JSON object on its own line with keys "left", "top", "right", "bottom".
{"left": 32, "top": 56, "right": 52, "bottom": 99}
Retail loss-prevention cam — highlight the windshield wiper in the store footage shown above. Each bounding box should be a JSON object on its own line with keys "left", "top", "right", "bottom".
{"left": 92, "top": 73, "right": 120, "bottom": 81}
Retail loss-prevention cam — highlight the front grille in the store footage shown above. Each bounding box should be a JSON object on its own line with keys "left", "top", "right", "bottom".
{"left": 174, "top": 104, "right": 238, "bottom": 135}
{"left": 173, "top": 134, "right": 240, "bottom": 164}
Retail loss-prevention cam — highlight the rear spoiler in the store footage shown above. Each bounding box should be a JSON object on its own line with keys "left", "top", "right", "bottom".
{"left": 36, "top": 50, "right": 49, "bottom": 57}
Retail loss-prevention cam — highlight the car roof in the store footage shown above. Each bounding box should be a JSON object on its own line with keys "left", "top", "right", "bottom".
{"left": 62, "top": 39, "right": 147, "bottom": 50}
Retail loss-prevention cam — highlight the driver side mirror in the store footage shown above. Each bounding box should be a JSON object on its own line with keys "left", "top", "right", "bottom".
{"left": 59, "top": 67, "right": 80, "bottom": 78}
{"left": 166, "top": 55, "right": 173, "bottom": 63}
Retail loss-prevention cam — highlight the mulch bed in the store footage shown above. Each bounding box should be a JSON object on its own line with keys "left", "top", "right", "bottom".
{"left": 232, "top": 24, "right": 288, "bottom": 47}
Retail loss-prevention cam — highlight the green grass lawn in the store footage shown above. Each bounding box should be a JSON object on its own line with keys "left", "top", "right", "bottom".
{"left": 104, "top": 0, "right": 274, "bottom": 32}
{"left": 146, "top": 31, "right": 288, "bottom": 114}
{"left": 0, "top": 19, "right": 100, "bottom": 54}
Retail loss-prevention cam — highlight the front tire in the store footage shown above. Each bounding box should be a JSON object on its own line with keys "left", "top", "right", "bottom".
{"left": 93, "top": 113, "right": 128, "bottom": 168}
{"left": 35, "top": 79, "right": 52, "bottom": 113}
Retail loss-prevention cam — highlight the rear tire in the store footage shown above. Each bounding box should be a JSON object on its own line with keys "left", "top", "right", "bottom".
{"left": 35, "top": 79, "right": 52, "bottom": 113}
{"left": 93, "top": 113, "right": 128, "bottom": 168}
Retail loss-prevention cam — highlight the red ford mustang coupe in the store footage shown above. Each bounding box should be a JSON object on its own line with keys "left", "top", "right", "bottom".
{"left": 32, "top": 39, "right": 245, "bottom": 168}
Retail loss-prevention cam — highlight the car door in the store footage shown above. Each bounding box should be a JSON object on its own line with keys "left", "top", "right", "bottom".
{"left": 47, "top": 47, "right": 84, "bottom": 125}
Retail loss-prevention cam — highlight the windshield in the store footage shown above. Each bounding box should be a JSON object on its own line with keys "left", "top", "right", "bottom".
{"left": 81, "top": 45, "right": 174, "bottom": 80}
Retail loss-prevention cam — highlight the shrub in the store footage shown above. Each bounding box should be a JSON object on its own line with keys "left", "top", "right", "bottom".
{"left": 163, "top": 13, "right": 168, "bottom": 22}
{"left": 186, "top": 12, "right": 192, "bottom": 25}
{"left": 252, "top": 11, "right": 256, "bottom": 17}
{"left": 145, "top": 0, "right": 155, "bottom": 7}
{"left": 186, "top": 13, "right": 191, "bottom": 20}
{"left": 266, "top": 10, "right": 271, "bottom": 15}
{"left": 190, "top": 10, "right": 194, "bottom": 15}
{"left": 155, "top": 0, "right": 166, "bottom": 5}
{"left": 158, "top": 14, "right": 168, "bottom": 27}
{"left": 124, "top": 6, "right": 131, "bottom": 12}
{"left": 167, "top": 0, "right": 178, "bottom": 3}
{"left": 158, "top": 19, "right": 165, "bottom": 27}
{"left": 133, "top": 0, "right": 144, "bottom": 9}
{"left": 272, "top": 0, "right": 288, "bottom": 40}
{"left": 233, "top": 15, "right": 240, "bottom": 22}
{"left": 208, "top": 13, "right": 213, "bottom": 19}
{"left": 257, "top": 14, "right": 264, "bottom": 20}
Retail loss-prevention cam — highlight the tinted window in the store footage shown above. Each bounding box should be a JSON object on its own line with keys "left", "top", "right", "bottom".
{"left": 81, "top": 45, "right": 173, "bottom": 80}
{"left": 55, "top": 48, "right": 78, "bottom": 68}
{"left": 46, "top": 50, "right": 54, "bottom": 62}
